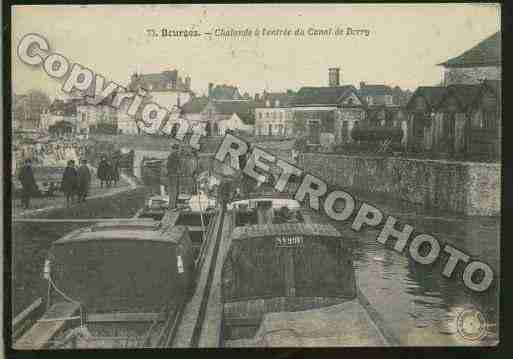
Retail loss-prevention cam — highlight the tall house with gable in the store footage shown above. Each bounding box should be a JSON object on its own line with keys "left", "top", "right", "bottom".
{"left": 289, "top": 68, "right": 367, "bottom": 146}
{"left": 438, "top": 31, "right": 501, "bottom": 86}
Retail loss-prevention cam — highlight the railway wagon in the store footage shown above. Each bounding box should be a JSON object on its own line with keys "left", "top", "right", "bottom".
{"left": 15, "top": 223, "right": 196, "bottom": 349}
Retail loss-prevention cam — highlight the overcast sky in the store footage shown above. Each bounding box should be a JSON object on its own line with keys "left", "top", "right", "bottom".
{"left": 12, "top": 4, "right": 500, "bottom": 99}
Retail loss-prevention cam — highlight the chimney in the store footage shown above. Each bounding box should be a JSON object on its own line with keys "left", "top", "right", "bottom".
{"left": 329, "top": 67, "right": 340, "bottom": 87}
{"left": 208, "top": 83, "right": 214, "bottom": 98}
{"left": 360, "top": 81, "right": 366, "bottom": 90}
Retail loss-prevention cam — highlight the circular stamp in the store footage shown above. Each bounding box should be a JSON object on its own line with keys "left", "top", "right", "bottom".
{"left": 456, "top": 307, "right": 488, "bottom": 342}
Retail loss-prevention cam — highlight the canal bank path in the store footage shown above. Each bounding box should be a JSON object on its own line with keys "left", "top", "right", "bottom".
{"left": 12, "top": 167, "right": 139, "bottom": 219}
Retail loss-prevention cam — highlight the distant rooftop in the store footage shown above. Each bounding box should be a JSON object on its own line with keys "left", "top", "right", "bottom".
{"left": 212, "top": 100, "right": 258, "bottom": 124}
{"left": 129, "top": 70, "right": 191, "bottom": 92}
{"left": 209, "top": 84, "right": 242, "bottom": 101}
{"left": 406, "top": 86, "right": 448, "bottom": 111}
{"left": 291, "top": 85, "right": 360, "bottom": 106}
{"left": 359, "top": 84, "right": 394, "bottom": 96}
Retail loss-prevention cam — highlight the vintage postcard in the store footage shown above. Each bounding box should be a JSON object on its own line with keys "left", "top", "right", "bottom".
{"left": 7, "top": 3, "right": 500, "bottom": 350}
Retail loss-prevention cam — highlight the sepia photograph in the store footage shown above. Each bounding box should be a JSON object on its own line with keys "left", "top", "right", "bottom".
{"left": 7, "top": 3, "right": 501, "bottom": 350}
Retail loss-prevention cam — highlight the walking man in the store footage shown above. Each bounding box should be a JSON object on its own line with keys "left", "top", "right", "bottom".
{"left": 166, "top": 143, "right": 181, "bottom": 210}
{"left": 97, "top": 155, "right": 110, "bottom": 188}
{"left": 61, "top": 159, "right": 78, "bottom": 207}
{"left": 18, "top": 158, "right": 38, "bottom": 209}
{"left": 76, "top": 159, "right": 91, "bottom": 202}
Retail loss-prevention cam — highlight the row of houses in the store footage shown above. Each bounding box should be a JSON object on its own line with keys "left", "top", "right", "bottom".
{"left": 178, "top": 67, "right": 412, "bottom": 145}
{"left": 18, "top": 31, "right": 500, "bottom": 158}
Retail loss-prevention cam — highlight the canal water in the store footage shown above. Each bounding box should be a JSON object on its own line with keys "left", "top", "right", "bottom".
{"left": 12, "top": 180, "right": 499, "bottom": 346}
{"left": 321, "top": 194, "right": 500, "bottom": 346}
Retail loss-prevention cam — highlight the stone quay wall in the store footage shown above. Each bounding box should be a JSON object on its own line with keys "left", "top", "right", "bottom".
{"left": 299, "top": 153, "right": 500, "bottom": 217}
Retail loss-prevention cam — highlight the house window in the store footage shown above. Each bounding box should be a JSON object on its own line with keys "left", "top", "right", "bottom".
{"left": 259, "top": 112, "right": 263, "bottom": 119}
{"left": 268, "top": 124, "right": 272, "bottom": 136}
{"left": 266, "top": 112, "right": 270, "bottom": 118}
{"left": 341, "top": 121, "right": 349, "bottom": 142}
{"left": 482, "top": 109, "right": 497, "bottom": 129}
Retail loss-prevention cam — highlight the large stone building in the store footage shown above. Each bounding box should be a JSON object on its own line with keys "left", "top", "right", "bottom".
{"left": 290, "top": 68, "right": 367, "bottom": 145}
{"left": 128, "top": 70, "right": 192, "bottom": 109}
{"left": 113, "top": 70, "right": 193, "bottom": 135}
{"left": 439, "top": 31, "right": 500, "bottom": 86}
{"left": 254, "top": 91, "right": 295, "bottom": 136}
{"left": 181, "top": 83, "right": 256, "bottom": 136}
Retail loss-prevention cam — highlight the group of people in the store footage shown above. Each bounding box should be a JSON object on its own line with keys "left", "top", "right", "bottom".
{"left": 97, "top": 155, "right": 121, "bottom": 188}
{"left": 14, "top": 139, "right": 90, "bottom": 171}
{"left": 16, "top": 157, "right": 91, "bottom": 209}
{"left": 61, "top": 159, "right": 92, "bottom": 207}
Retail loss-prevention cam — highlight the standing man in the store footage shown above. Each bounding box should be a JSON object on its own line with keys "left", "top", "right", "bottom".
{"left": 217, "top": 176, "right": 232, "bottom": 211}
{"left": 76, "top": 159, "right": 91, "bottom": 202}
{"left": 187, "top": 148, "right": 200, "bottom": 195}
{"left": 166, "top": 143, "right": 181, "bottom": 210}
{"left": 238, "top": 148, "right": 249, "bottom": 198}
{"left": 97, "top": 155, "right": 109, "bottom": 188}
{"left": 61, "top": 159, "right": 78, "bottom": 207}
{"left": 18, "top": 158, "right": 38, "bottom": 209}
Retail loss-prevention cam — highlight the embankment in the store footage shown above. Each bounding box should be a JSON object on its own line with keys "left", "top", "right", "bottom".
{"left": 299, "top": 153, "right": 500, "bottom": 217}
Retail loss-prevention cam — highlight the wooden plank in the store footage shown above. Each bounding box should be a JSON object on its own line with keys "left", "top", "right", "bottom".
{"left": 12, "top": 298, "right": 43, "bottom": 334}
{"left": 198, "top": 214, "right": 233, "bottom": 347}
{"left": 187, "top": 226, "right": 204, "bottom": 232}
{"left": 12, "top": 217, "right": 137, "bottom": 223}
{"left": 86, "top": 312, "right": 164, "bottom": 323}
{"left": 224, "top": 316, "right": 261, "bottom": 327}
{"left": 172, "top": 209, "right": 224, "bottom": 347}
{"left": 14, "top": 302, "right": 80, "bottom": 350}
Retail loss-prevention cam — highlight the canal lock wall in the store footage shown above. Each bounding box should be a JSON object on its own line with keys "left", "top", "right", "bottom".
{"left": 299, "top": 153, "right": 500, "bottom": 217}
